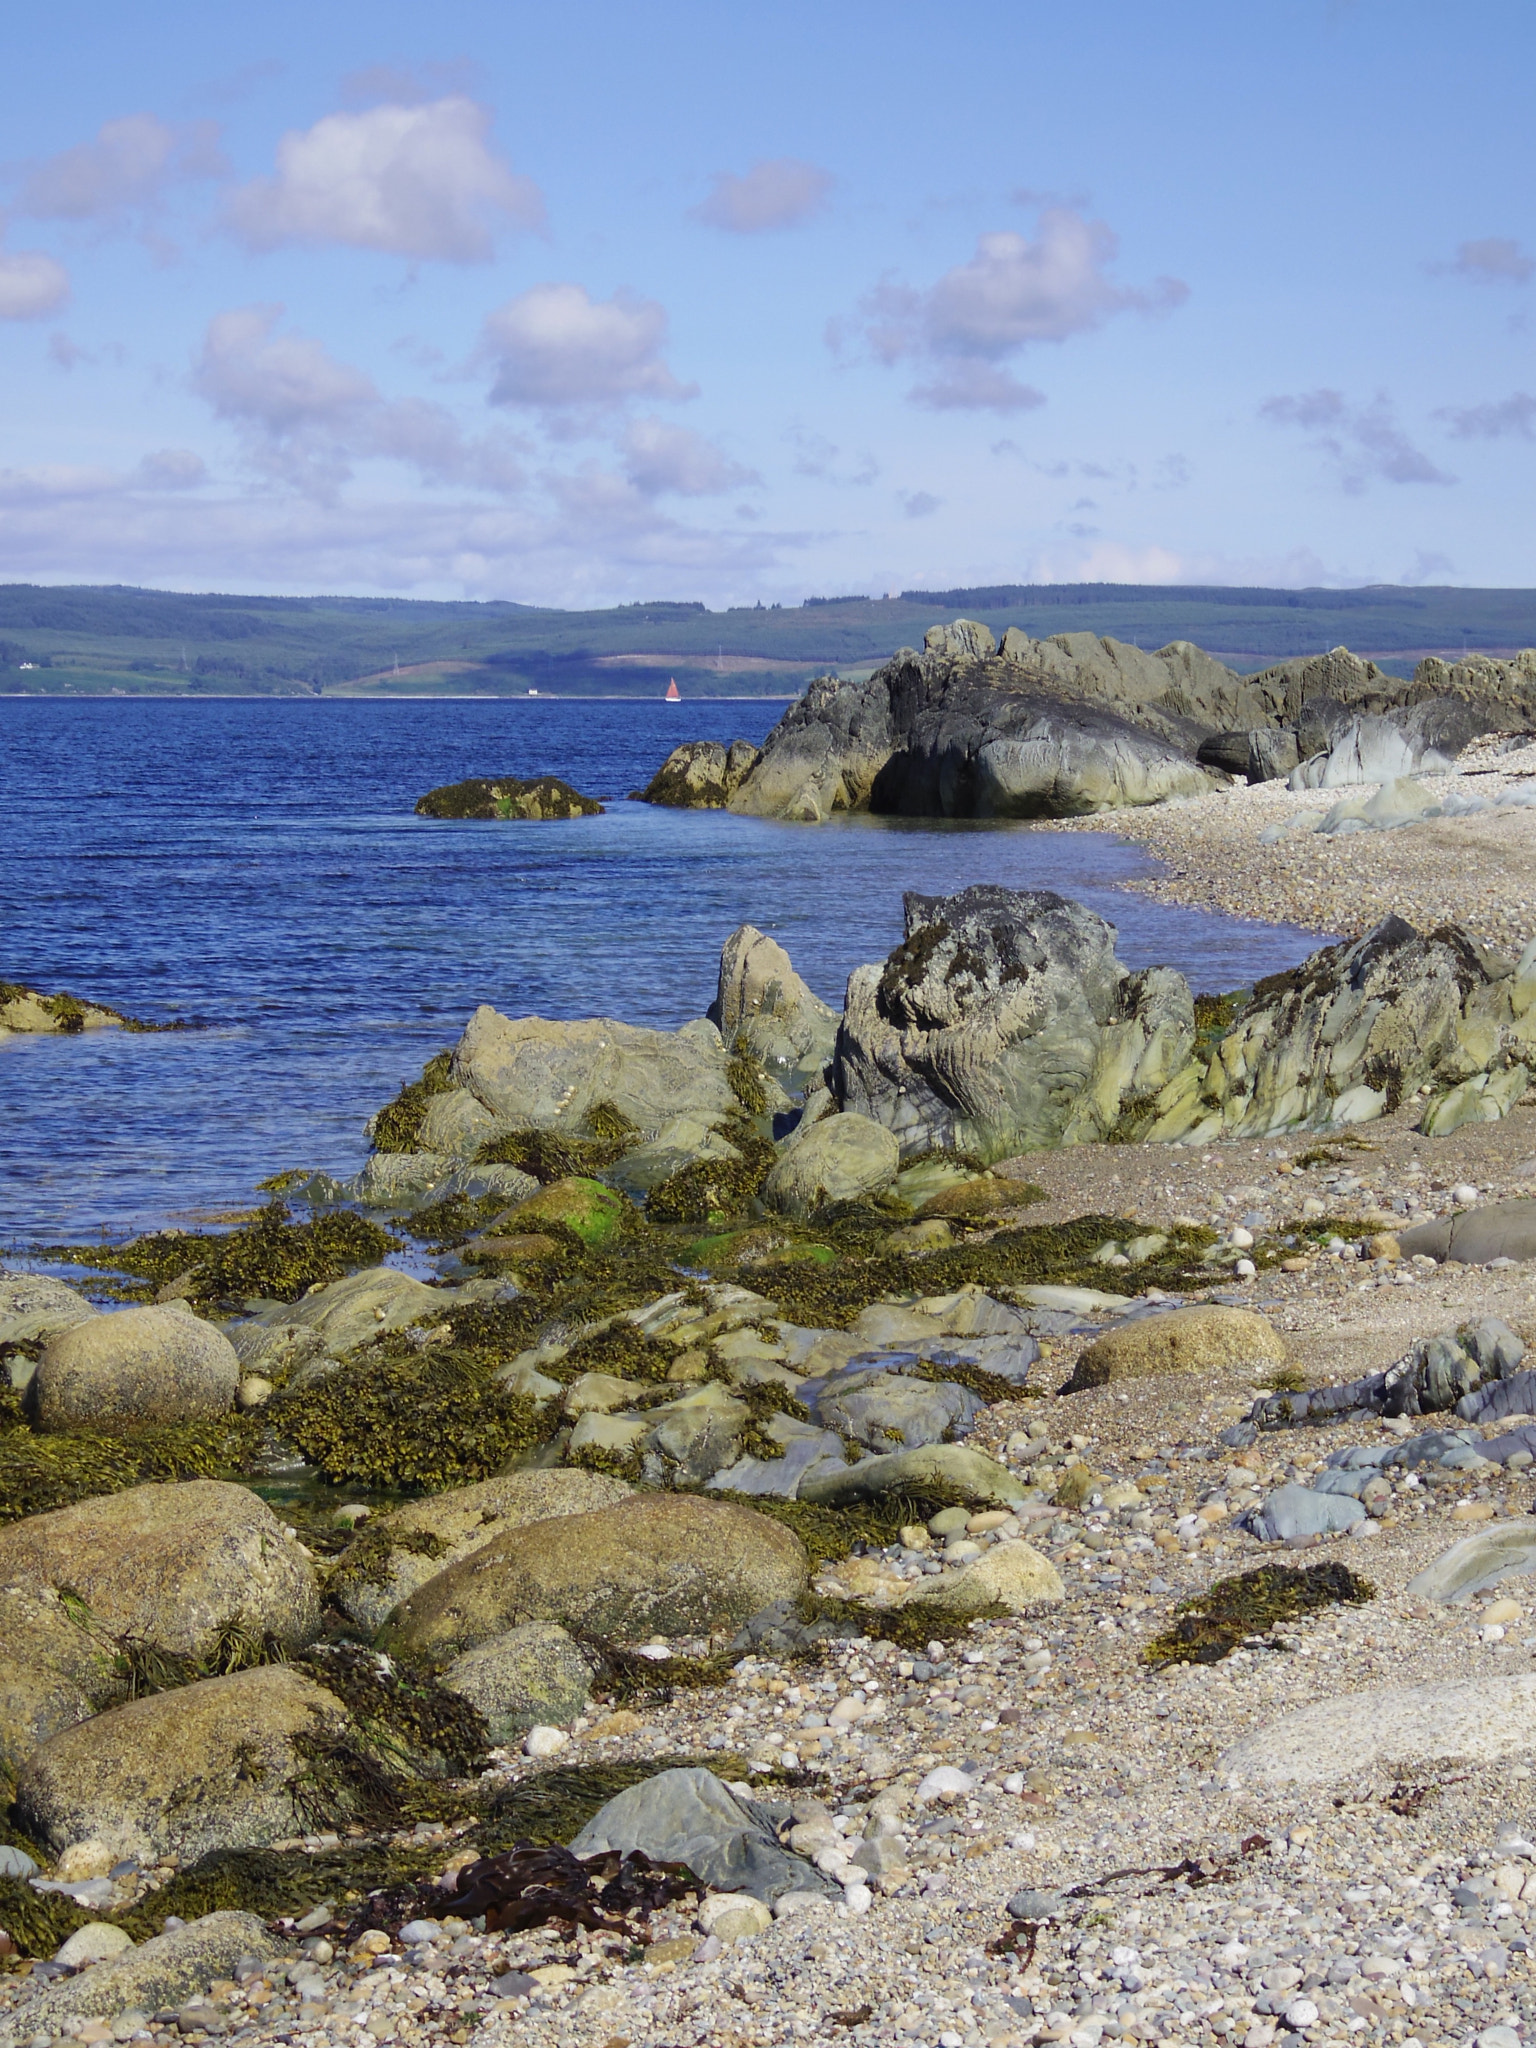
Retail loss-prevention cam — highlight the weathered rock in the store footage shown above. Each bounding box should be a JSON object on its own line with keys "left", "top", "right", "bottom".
{"left": 1406, "top": 1524, "right": 1536, "bottom": 1605}
{"left": 450, "top": 1005, "right": 738, "bottom": 1137}
{"left": 17, "top": 1666, "right": 350, "bottom": 1861}
{"left": 1399, "top": 1198, "right": 1536, "bottom": 1266}
{"left": 1220, "top": 1674, "right": 1536, "bottom": 1786}
{"left": 570, "top": 1766, "right": 833, "bottom": 1903}
{"left": 707, "top": 1413, "right": 851, "bottom": 1497}
{"left": 711, "top": 925, "right": 838, "bottom": 1083}
{"left": 0, "top": 1480, "right": 320, "bottom": 1658}
{"left": 762, "top": 1113, "right": 900, "bottom": 1216}
{"left": 440, "top": 1622, "right": 595, "bottom": 1739}
{"left": 638, "top": 739, "right": 761, "bottom": 808}
{"left": 414, "top": 775, "right": 603, "bottom": 820}
{"left": 2, "top": 1913, "right": 281, "bottom": 2040}
{"left": 230, "top": 1265, "right": 456, "bottom": 1378}
{"left": 810, "top": 1367, "right": 983, "bottom": 1452}
{"left": 905, "top": 1540, "right": 1063, "bottom": 1614}
{"left": 1064, "top": 1306, "right": 1286, "bottom": 1390}
{"left": 798, "top": 1443, "right": 1026, "bottom": 1511}
{"left": 642, "top": 1380, "right": 751, "bottom": 1483}
{"left": 0, "top": 1272, "right": 98, "bottom": 1351}
{"left": 835, "top": 885, "right": 1195, "bottom": 1159}
{"left": 1246, "top": 1482, "right": 1366, "bottom": 1542}
{"left": 381, "top": 1494, "right": 809, "bottom": 1657}
{"left": 331, "top": 1470, "right": 632, "bottom": 1632}
{"left": 34, "top": 1305, "right": 239, "bottom": 1428}
{"left": 0, "top": 1588, "right": 122, "bottom": 1778}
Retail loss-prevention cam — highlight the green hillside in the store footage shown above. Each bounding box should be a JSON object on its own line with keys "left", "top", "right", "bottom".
{"left": 1, "top": 581, "right": 1533, "bottom": 698}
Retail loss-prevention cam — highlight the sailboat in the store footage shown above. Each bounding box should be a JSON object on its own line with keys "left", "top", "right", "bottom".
{"left": 665, "top": 678, "right": 681, "bottom": 702}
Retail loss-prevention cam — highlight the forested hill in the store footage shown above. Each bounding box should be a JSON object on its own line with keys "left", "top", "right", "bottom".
{"left": 2, "top": 580, "right": 1535, "bottom": 699}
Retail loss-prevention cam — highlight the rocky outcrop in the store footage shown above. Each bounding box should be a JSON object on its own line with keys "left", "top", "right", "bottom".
{"left": 710, "top": 925, "right": 838, "bottom": 1084}
{"left": 451, "top": 1005, "right": 740, "bottom": 1137}
{"left": 414, "top": 775, "right": 603, "bottom": 820}
{"left": 637, "top": 739, "right": 761, "bottom": 808}
{"left": 834, "top": 885, "right": 1194, "bottom": 1159}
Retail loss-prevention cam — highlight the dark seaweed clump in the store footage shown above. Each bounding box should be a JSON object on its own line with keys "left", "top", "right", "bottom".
{"left": 1144, "top": 1561, "right": 1375, "bottom": 1669}
{"left": 647, "top": 1117, "right": 777, "bottom": 1227}
{"left": 475, "top": 1102, "right": 639, "bottom": 1183}
{"left": 0, "top": 1414, "right": 263, "bottom": 1525}
{"left": 370, "top": 1050, "right": 455, "bottom": 1154}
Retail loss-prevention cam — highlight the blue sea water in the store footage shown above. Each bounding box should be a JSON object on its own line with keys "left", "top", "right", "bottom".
{"left": 0, "top": 697, "right": 1329, "bottom": 1244}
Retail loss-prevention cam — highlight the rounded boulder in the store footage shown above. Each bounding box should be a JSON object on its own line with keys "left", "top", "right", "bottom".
{"left": 1062, "top": 1305, "right": 1286, "bottom": 1391}
{"left": 441, "top": 1622, "right": 596, "bottom": 1740}
{"left": 0, "top": 1479, "right": 320, "bottom": 1659}
{"left": 16, "top": 1664, "right": 350, "bottom": 1864}
{"left": 762, "top": 1113, "right": 900, "bottom": 1219}
{"left": 380, "top": 1493, "right": 809, "bottom": 1659}
{"left": 36, "top": 1305, "right": 239, "bottom": 1428}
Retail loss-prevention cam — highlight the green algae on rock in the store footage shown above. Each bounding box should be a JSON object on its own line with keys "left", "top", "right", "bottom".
{"left": 414, "top": 775, "right": 604, "bottom": 820}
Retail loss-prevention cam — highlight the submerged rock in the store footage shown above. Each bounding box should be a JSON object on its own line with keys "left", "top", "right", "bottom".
{"left": 35, "top": 1304, "right": 239, "bottom": 1428}
{"left": 414, "top": 775, "right": 603, "bottom": 820}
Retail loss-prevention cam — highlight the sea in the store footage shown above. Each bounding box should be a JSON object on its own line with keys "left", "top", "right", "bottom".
{"left": 0, "top": 697, "right": 1330, "bottom": 1245}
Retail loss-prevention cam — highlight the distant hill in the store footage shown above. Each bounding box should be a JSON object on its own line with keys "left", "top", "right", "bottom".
{"left": 1, "top": 580, "right": 1533, "bottom": 699}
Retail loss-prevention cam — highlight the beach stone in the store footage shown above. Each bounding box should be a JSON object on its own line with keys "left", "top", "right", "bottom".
{"left": 330, "top": 1469, "right": 632, "bottom": 1632}
{"left": 2, "top": 1913, "right": 281, "bottom": 2040}
{"left": 380, "top": 1494, "right": 809, "bottom": 1658}
{"left": 1406, "top": 1524, "right": 1536, "bottom": 1604}
{"left": 16, "top": 1665, "right": 350, "bottom": 1861}
{"left": 698, "top": 1892, "right": 773, "bottom": 1940}
{"left": 570, "top": 1766, "right": 834, "bottom": 1904}
{"left": 441, "top": 1623, "right": 595, "bottom": 1740}
{"left": 55, "top": 1922, "right": 135, "bottom": 1968}
{"left": 904, "top": 1540, "right": 1064, "bottom": 1615}
{"left": 1221, "top": 1674, "right": 1536, "bottom": 1786}
{"left": 1248, "top": 1482, "right": 1366, "bottom": 1542}
{"left": 0, "top": 1479, "right": 320, "bottom": 1658}
{"left": 712, "top": 925, "right": 839, "bottom": 1084}
{"left": 798, "top": 1443, "right": 1027, "bottom": 1511}
{"left": 0, "top": 1586, "right": 123, "bottom": 1777}
{"left": 501, "top": 1176, "right": 632, "bottom": 1246}
{"left": 34, "top": 1304, "right": 238, "bottom": 1427}
{"left": 1399, "top": 1198, "right": 1536, "bottom": 1266}
{"left": 0, "top": 1271, "right": 98, "bottom": 1350}
{"left": 761, "top": 1113, "right": 900, "bottom": 1218}
{"left": 450, "top": 1004, "right": 738, "bottom": 1139}
{"left": 1063, "top": 1305, "right": 1286, "bottom": 1390}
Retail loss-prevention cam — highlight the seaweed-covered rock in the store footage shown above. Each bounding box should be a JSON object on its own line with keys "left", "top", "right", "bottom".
{"left": 229, "top": 1266, "right": 456, "bottom": 1379}
{"left": 380, "top": 1494, "right": 809, "bottom": 1658}
{"left": 711, "top": 925, "right": 839, "bottom": 1083}
{"left": 3, "top": 1912, "right": 281, "bottom": 2039}
{"left": 499, "top": 1176, "right": 631, "bottom": 1246}
{"left": 637, "top": 739, "right": 761, "bottom": 808}
{"left": 0, "top": 1480, "right": 320, "bottom": 1659}
{"left": 835, "top": 885, "right": 1194, "bottom": 1159}
{"left": 331, "top": 1470, "right": 633, "bottom": 1633}
{"left": 0, "top": 1272, "right": 98, "bottom": 1349}
{"left": 414, "top": 775, "right": 603, "bottom": 820}
{"left": 0, "top": 984, "right": 146, "bottom": 1035}
{"left": 35, "top": 1305, "right": 239, "bottom": 1428}
{"left": 762, "top": 1113, "right": 900, "bottom": 1217}
{"left": 0, "top": 1587, "right": 122, "bottom": 1778}
{"left": 798, "top": 1443, "right": 1027, "bottom": 1511}
{"left": 450, "top": 1006, "right": 739, "bottom": 1137}
{"left": 440, "top": 1622, "right": 595, "bottom": 1739}
{"left": 16, "top": 1665, "right": 350, "bottom": 1862}
{"left": 1063, "top": 1306, "right": 1286, "bottom": 1391}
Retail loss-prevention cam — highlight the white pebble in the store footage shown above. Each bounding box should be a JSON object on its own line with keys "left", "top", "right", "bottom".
{"left": 524, "top": 1725, "right": 569, "bottom": 1758}
{"left": 1230, "top": 1226, "right": 1255, "bottom": 1249}
{"left": 1453, "top": 1183, "right": 1480, "bottom": 1206}
{"left": 1234, "top": 1258, "right": 1257, "bottom": 1279}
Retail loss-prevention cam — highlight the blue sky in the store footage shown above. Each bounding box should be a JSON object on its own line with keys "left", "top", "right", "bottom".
{"left": 0, "top": 0, "right": 1531, "bottom": 606}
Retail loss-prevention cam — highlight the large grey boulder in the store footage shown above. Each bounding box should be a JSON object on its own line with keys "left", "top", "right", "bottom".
{"left": 2, "top": 1913, "right": 281, "bottom": 2041}
{"left": 17, "top": 1665, "right": 350, "bottom": 1862}
{"left": 711, "top": 925, "right": 838, "bottom": 1084}
{"left": 570, "top": 1766, "right": 834, "bottom": 1903}
{"left": 0, "top": 1587, "right": 122, "bottom": 1779}
{"left": 1399, "top": 1199, "right": 1536, "bottom": 1266}
{"left": 380, "top": 1494, "right": 809, "bottom": 1658}
{"left": 331, "top": 1469, "right": 633, "bottom": 1633}
{"left": 1220, "top": 1675, "right": 1536, "bottom": 1787}
{"left": 810, "top": 1366, "right": 983, "bottom": 1452}
{"left": 34, "top": 1305, "right": 238, "bottom": 1428}
{"left": 1407, "top": 1524, "right": 1536, "bottom": 1605}
{"left": 451, "top": 1005, "right": 739, "bottom": 1137}
{"left": 835, "top": 885, "right": 1194, "bottom": 1159}
{"left": 441, "top": 1622, "right": 595, "bottom": 1739}
{"left": 0, "top": 1479, "right": 320, "bottom": 1659}
{"left": 762, "top": 1112, "right": 900, "bottom": 1215}
{"left": 230, "top": 1265, "right": 464, "bottom": 1379}
{"left": 638, "top": 738, "right": 762, "bottom": 808}
{"left": 1245, "top": 1482, "right": 1366, "bottom": 1542}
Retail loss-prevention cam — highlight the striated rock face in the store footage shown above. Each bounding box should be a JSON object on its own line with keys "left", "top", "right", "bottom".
{"left": 711, "top": 924, "right": 838, "bottom": 1084}
{"left": 834, "top": 886, "right": 1194, "bottom": 1159}
{"left": 638, "top": 738, "right": 761, "bottom": 808}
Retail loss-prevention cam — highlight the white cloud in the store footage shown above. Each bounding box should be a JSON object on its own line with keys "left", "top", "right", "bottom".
{"left": 1447, "top": 237, "right": 1533, "bottom": 284}
{"left": 226, "top": 97, "right": 542, "bottom": 261}
{"left": 0, "top": 249, "right": 69, "bottom": 320}
{"left": 1260, "top": 388, "right": 1455, "bottom": 490}
{"left": 1437, "top": 392, "right": 1536, "bottom": 440}
{"left": 621, "top": 417, "right": 757, "bottom": 495}
{"left": 15, "top": 114, "right": 225, "bottom": 223}
{"left": 693, "top": 158, "right": 832, "bottom": 233}
{"left": 481, "top": 283, "right": 693, "bottom": 410}
{"left": 193, "top": 304, "right": 526, "bottom": 497}
{"left": 850, "top": 208, "right": 1187, "bottom": 412}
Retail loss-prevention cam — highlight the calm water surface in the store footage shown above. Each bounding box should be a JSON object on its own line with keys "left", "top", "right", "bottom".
{"left": 0, "top": 698, "right": 1328, "bottom": 1242}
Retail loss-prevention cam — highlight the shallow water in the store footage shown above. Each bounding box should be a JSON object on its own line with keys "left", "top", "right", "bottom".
{"left": 0, "top": 698, "right": 1330, "bottom": 1243}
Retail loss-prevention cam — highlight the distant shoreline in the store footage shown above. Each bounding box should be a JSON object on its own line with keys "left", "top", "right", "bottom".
{"left": 0, "top": 691, "right": 801, "bottom": 703}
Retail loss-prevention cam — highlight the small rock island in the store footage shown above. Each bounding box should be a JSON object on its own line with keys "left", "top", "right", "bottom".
{"left": 414, "top": 774, "right": 604, "bottom": 820}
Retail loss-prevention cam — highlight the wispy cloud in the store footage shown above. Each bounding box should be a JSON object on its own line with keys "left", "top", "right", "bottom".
{"left": 620, "top": 417, "right": 758, "bottom": 496}
{"left": 1436, "top": 391, "right": 1536, "bottom": 440}
{"left": 14, "top": 113, "right": 226, "bottom": 226}
{"left": 1441, "top": 236, "right": 1533, "bottom": 284}
{"left": 1260, "top": 388, "right": 1455, "bottom": 491}
{"left": 0, "top": 248, "right": 69, "bottom": 320}
{"left": 693, "top": 158, "right": 832, "bottom": 233}
{"left": 226, "top": 97, "right": 542, "bottom": 261}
